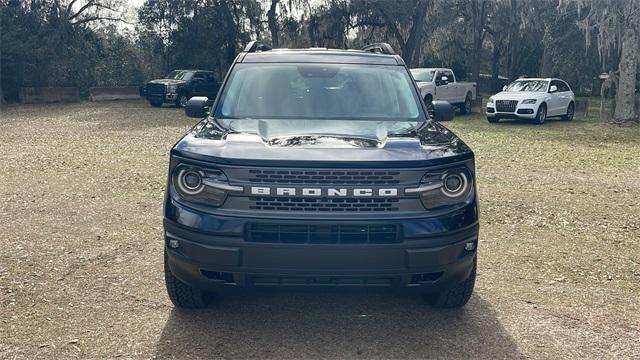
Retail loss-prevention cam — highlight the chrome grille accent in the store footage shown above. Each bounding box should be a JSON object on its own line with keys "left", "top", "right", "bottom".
{"left": 495, "top": 100, "right": 518, "bottom": 112}
{"left": 248, "top": 196, "right": 400, "bottom": 212}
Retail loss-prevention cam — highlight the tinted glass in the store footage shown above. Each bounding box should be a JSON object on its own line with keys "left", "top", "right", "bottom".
{"left": 443, "top": 71, "right": 454, "bottom": 82}
{"left": 505, "top": 80, "right": 549, "bottom": 92}
{"left": 165, "top": 70, "right": 193, "bottom": 81}
{"left": 217, "top": 63, "right": 422, "bottom": 120}
{"left": 410, "top": 69, "right": 436, "bottom": 82}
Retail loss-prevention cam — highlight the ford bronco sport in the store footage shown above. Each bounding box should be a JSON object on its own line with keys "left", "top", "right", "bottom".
{"left": 163, "top": 42, "right": 479, "bottom": 309}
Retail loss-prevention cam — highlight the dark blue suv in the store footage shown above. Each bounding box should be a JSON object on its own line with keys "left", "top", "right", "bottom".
{"left": 163, "top": 42, "right": 478, "bottom": 308}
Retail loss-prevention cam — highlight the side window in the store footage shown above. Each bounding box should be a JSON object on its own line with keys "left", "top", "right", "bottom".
{"left": 193, "top": 73, "right": 206, "bottom": 82}
{"left": 559, "top": 81, "right": 570, "bottom": 92}
{"left": 443, "top": 71, "right": 454, "bottom": 83}
{"left": 435, "top": 71, "right": 447, "bottom": 86}
{"left": 550, "top": 80, "right": 561, "bottom": 93}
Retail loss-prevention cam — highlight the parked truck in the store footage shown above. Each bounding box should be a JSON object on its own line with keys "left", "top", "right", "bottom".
{"left": 142, "top": 69, "right": 219, "bottom": 108}
{"left": 410, "top": 68, "right": 477, "bottom": 115}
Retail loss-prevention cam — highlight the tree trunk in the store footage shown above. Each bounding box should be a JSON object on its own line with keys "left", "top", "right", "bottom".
{"left": 539, "top": 26, "right": 553, "bottom": 77}
{"left": 378, "top": 0, "right": 429, "bottom": 67}
{"left": 506, "top": 0, "right": 518, "bottom": 80}
{"left": 613, "top": 26, "right": 638, "bottom": 123}
{"left": 267, "top": 0, "right": 279, "bottom": 48}
{"left": 470, "top": 0, "right": 486, "bottom": 84}
{"left": 491, "top": 41, "right": 502, "bottom": 94}
{"left": 401, "top": 0, "right": 429, "bottom": 67}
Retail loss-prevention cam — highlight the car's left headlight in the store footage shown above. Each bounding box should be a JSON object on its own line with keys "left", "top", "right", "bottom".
{"left": 522, "top": 99, "right": 537, "bottom": 104}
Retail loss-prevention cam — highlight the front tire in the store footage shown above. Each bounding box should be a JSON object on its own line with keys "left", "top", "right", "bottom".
{"left": 487, "top": 116, "right": 499, "bottom": 123}
{"left": 149, "top": 100, "right": 163, "bottom": 108}
{"left": 427, "top": 262, "right": 476, "bottom": 308}
{"left": 562, "top": 102, "right": 575, "bottom": 121}
{"left": 165, "top": 250, "right": 209, "bottom": 309}
{"left": 534, "top": 103, "right": 547, "bottom": 125}
{"left": 460, "top": 93, "right": 472, "bottom": 115}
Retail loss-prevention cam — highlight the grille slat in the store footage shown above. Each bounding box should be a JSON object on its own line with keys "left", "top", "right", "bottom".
{"left": 495, "top": 100, "right": 518, "bottom": 112}
{"left": 146, "top": 83, "right": 165, "bottom": 101}
{"left": 248, "top": 169, "right": 401, "bottom": 185}
{"left": 249, "top": 196, "right": 400, "bottom": 212}
{"left": 248, "top": 224, "right": 400, "bottom": 244}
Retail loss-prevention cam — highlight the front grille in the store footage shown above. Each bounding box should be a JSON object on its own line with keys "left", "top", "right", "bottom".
{"left": 248, "top": 224, "right": 400, "bottom": 244}
{"left": 495, "top": 100, "right": 518, "bottom": 112}
{"left": 249, "top": 196, "right": 400, "bottom": 212}
{"left": 221, "top": 167, "right": 426, "bottom": 214}
{"left": 247, "top": 169, "right": 401, "bottom": 185}
{"left": 146, "top": 83, "right": 165, "bottom": 101}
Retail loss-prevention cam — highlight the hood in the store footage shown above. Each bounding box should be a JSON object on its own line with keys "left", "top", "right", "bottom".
{"left": 171, "top": 120, "right": 473, "bottom": 167}
{"left": 490, "top": 91, "right": 547, "bottom": 100}
{"left": 148, "top": 79, "right": 187, "bottom": 86}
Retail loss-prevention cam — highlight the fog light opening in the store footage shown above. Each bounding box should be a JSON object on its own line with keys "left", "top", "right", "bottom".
{"left": 168, "top": 239, "right": 180, "bottom": 249}
{"left": 464, "top": 242, "right": 476, "bottom": 251}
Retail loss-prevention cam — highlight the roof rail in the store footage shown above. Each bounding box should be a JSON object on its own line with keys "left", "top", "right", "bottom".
{"left": 244, "top": 40, "right": 273, "bottom": 53}
{"left": 361, "top": 43, "right": 396, "bottom": 55}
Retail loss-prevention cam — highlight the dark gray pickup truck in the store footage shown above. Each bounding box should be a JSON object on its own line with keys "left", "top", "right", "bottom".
{"left": 143, "top": 69, "right": 219, "bottom": 108}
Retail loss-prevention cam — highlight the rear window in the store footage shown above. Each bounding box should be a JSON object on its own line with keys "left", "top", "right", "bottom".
{"left": 216, "top": 64, "right": 423, "bottom": 120}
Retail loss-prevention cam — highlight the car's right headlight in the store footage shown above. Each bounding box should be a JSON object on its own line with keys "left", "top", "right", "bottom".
{"left": 172, "top": 164, "right": 241, "bottom": 207}
{"left": 408, "top": 167, "right": 474, "bottom": 210}
{"left": 487, "top": 98, "right": 494, "bottom": 104}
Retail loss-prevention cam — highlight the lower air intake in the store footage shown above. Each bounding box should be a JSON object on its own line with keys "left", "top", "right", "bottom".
{"left": 248, "top": 224, "right": 400, "bottom": 244}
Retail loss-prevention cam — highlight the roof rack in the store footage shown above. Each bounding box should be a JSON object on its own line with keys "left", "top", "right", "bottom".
{"left": 244, "top": 40, "right": 273, "bottom": 53}
{"left": 361, "top": 43, "right": 396, "bottom": 55}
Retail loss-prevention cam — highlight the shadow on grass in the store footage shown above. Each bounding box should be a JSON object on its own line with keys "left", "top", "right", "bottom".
{"left": 154, "top": 288, "right": 523, "bottom": 359}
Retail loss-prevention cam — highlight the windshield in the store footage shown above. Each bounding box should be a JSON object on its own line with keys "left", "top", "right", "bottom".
{"left": 505, "top": 80, "right": 548, "bottom": 92}
{"left": 410, "top": 69, "right": 436, "bottom": 82}
{"left": 165, "top": 70, "right": 193, "bottom": 80}
{"left": 216, "top": 63, "right": 423, "bottom": 121}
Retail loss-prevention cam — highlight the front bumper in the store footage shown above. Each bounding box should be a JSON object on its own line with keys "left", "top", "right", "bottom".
{"left": 164, "top": 207, "right": 478, "bottom": 292}
{"left": 486, "top": 103, "right": 537, "bottom": 119}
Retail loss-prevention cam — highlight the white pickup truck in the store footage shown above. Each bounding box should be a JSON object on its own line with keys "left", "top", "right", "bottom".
{"left": 410, "top": 68, "right": 477, "bottom": 115}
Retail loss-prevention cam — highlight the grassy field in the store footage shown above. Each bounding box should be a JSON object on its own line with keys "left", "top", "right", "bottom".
{"left": 0, "top": 100, "right": 638, "bottom": 359}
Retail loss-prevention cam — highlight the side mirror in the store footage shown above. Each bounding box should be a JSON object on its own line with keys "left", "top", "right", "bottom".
{"left": 185, "top": 96, "right": 209, "bottom": 118}
{"left": 502, "top": 85, "right": 507, "bottom": 91}
{"left": 549, "top": 85, "right": 558, "bottom": 93}
{"left": 432, "top": 100, "right": 454, "bottom": 121}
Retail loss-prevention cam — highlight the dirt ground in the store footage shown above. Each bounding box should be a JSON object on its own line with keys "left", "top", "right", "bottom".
{"left": 0, "top": 100, "right": 639, "bottom": 359}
